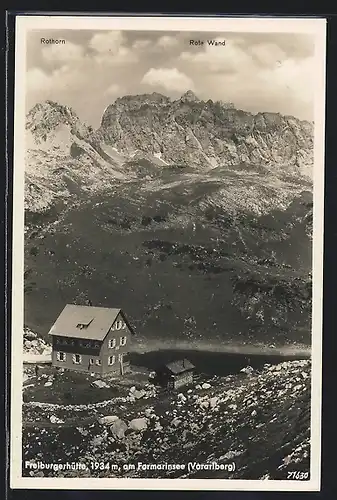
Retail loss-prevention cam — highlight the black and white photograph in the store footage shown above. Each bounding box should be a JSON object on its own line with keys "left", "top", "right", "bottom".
{"left": 11, "top": 15, "right": 326, "bottom": 491}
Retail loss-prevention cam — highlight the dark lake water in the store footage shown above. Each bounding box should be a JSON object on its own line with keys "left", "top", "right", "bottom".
{"left": 129, "top": 348, "right": 310, "bottom": 377}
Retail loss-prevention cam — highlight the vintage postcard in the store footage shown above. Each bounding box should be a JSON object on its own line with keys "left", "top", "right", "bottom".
{"left": 10, "top": 15, "right": 326, "bottom": 490}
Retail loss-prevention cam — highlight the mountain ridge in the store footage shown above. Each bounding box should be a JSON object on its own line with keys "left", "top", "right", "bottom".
{"left": 24, "top": 92, "right": 313, "bottom": 349}
{"left": 98, "top": 91, "right": 313, "bottom": 172}
{"left": 25, "top": 92, "right": 314, "bottom": 215}
{"left": 27, "top": 93, "right": 314, "bottom": 139}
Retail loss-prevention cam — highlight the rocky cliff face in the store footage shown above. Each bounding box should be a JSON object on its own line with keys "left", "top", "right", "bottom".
{"left": 98, "top": 90, "right": 313, "bottom": 177}
{"left": 25, "top": 93, "right": 313, "bottom": 214}
{"left": 25, "top": 101, "right": 126, "bottom": 213}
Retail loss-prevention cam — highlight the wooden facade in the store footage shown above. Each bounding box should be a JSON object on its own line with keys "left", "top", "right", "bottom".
{"left": 158, "top": 359, "right": 195, "bottom": 390}
{"left": 49, "top": 305, "right": 134, "bottom": 376}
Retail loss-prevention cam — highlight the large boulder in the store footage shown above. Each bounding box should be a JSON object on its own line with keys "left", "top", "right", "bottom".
{"left": 209, "top": 396, "right": 219, "bottom": 409}
{"left": 178, "top": 393, "right": 187, "bottom": 403}
{"left": 241, "top": 366, "right": 254, "bottom": 375}
{"left": 50, "top": 415, "right": 64, "bottom": 424}
{"left": 99, "top": 415, "right": 119, "bottom": 425}
{"left": 129, "top": 418, "right": 148, "bottom": 432}
{"left": 111, "top": 418, "right": 128, "bottom": 439}
{"left": 24, "top": 329, "right": 38, "bottom": 340}
{"left": 199, "top": 400, "right": 210, "bottom": 410}
{"left": 154, "top": 421, "right": 163, "bottom": 431}
{"left": 144, "top": 407, "right": 154, "bottom": 418}
{"left": 91, "top": 379, "right": 110, "bottom": 388}
{"left": 133, "top": 389, "right": 146, "bottom": 400}
{"left": 171, "top": 417, "right": 182, "bottom": 427}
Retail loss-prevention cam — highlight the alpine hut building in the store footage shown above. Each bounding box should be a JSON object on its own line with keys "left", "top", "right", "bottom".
{"left": 48, "top": 304, "right": 134, "bottom": 376}
{"left": 158, "top": 359, "right": 195, "bottom": 390}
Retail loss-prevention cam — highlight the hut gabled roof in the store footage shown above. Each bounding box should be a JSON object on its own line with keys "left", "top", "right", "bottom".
{"left": 48, "top": 304, "right": 134, "bottom": 340}
{"left": 164, "top": 358, "right": 195, "bottom": 375}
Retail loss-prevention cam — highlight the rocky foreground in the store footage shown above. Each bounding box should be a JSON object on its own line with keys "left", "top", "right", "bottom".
{"left": 23, "top": 328, "right": 51, "bottom": 356}
{"left": 23, "top": 358, "right": 311, "bottom": 480}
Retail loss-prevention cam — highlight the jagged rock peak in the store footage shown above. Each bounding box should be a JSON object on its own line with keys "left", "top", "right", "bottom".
{"left": 26, "top": 100, "right": 79, "bottom": 131}
{"left": 98, "top": 88, "right": 313, "bottom": 177}
{"left": 216, "top": 100, "right": 235, "bottom": 109}
{"left": 28, "top": 100, "right": 78, "bottom": 118}
{"left": 180, "top": 90, "right": 200, "bottom": 102}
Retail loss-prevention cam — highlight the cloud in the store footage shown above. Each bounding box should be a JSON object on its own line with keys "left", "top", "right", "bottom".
{"left": 194, "top": 50, "right": 314, "bottom": 121}
{"left": 88, "top": 31, "right": 137, "bottom": 65}
{"left": 258, "top": 56, "right": 314, "bottom": 106}
{"left": 157, "top": 36, "right": 179, "bottom": 48}
{"left": 88, "top": 31, "right": 125, "bottom": 53}
{"left": 25, "top": 31, "right": 315, "bottom": 125}
{"left": 26, "top": 67, "right": 52, "bottom": 92}
{"left": 224, "top": 33, "right": 314, "bottom": 60}
{"left": 263, "top": 34, "right": 314, "bottom": 60}
{"left": 42, "top": 41, "right": 85, "bottom": 63}
{"left": 93, "top": 46, "right": 137, "bottom": 66}
{"left": 141, "top": 67, "right": 195, "bottom": 92}
{"left": 178, "top": 36, "right": 314, "bottom": 117}
{"left": 180, "top": 38, "right": 253, "bottom": 74}
{"left": 26, "top": 64, "right": 85, "bottom": 94}
{"left": 105, "top": 83, "right": 120, "bottom": 95}
{"left": 132, "top": 39, "right": 151, "bottom": 50}
{"left": 131, "top": 35, "right": 178, "bottom": 56}
{"left": 249, "top": 43, "right": 287, "bottom": 68}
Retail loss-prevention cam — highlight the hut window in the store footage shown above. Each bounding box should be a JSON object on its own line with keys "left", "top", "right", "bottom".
{"left": 72, "top": 354, "right": 82, "bottom": 364}
{"left": 115, "top": 320, "right": 125, "bottom": 331}
{"left": 96, "top": 359, "right": 102, "bottom": 366}
{"left": 57, "top": 351, "right": 66, "bottom": 362}
{"left": 108, "top": 355, "right": 115, "bottom": 365}
{"left": 108, "top": 338, "right": 116, "bottom": 348}
{"left": 120, "top": 336, "right": 127, "bottom": 346}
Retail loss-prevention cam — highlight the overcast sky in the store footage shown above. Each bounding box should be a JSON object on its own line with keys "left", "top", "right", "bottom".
{"left": 26, "top": 30, "right": 315, "bottom": 128}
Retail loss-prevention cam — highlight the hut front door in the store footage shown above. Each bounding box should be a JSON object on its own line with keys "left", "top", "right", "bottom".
{"left": 167, "top": 378, "right": 174, "bottom": 390}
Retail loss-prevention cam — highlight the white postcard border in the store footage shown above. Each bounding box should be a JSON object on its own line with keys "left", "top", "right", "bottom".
{"left": 10, "top": 14, "right": 326, "bottom": 491}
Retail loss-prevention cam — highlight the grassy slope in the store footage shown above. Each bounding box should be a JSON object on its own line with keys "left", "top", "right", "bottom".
{"left": 24, "top": 166, "right": 312, "bottom": 348}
